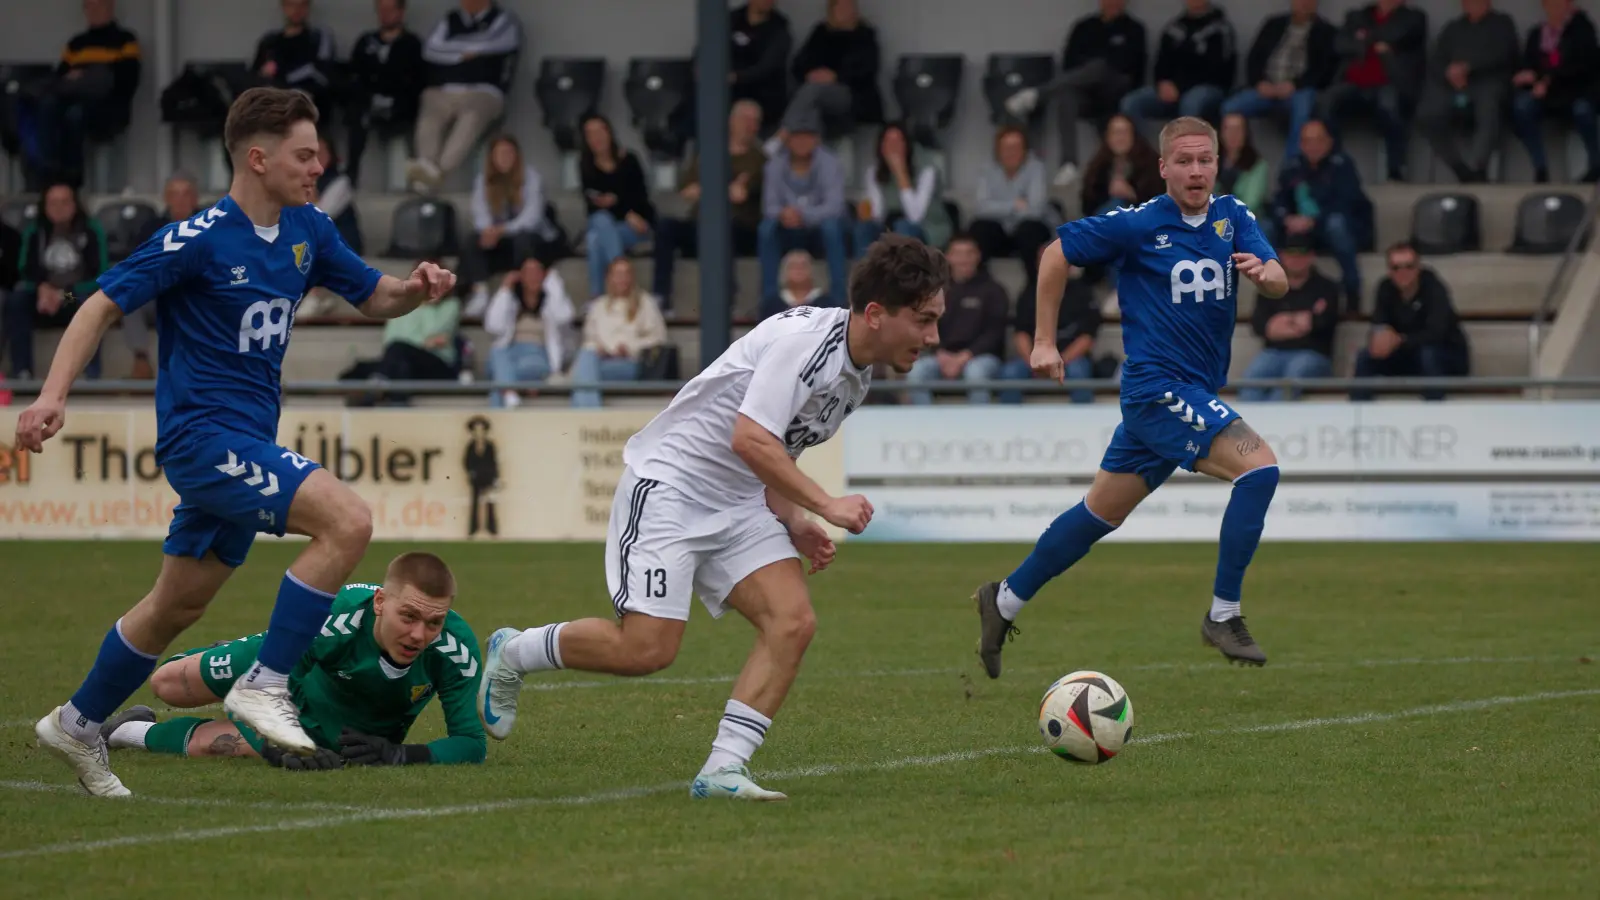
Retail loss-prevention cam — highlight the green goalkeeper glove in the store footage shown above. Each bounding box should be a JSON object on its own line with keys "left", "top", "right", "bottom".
{"left": 338, "top": 726, "right": 432, "bottom": 766}
{"left": 261, "top": 743, "right": 344, "bottom": 772}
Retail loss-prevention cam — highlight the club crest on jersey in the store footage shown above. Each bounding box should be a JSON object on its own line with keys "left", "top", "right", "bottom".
{"left": 1213, "top": 218, "right": 1235, "bottom": 242}
{"left": 411, "top": 684, "right": 433, "bottom": 703}
{"left": 292, "top": 241, "right": 312, "bottom": 274}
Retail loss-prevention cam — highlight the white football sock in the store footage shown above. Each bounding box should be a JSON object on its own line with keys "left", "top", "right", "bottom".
{"left": 504, "top": 623, "right": 566, "bottom": 674}
{"left": 241, "top": 661, "right": 290, "bottom": 690}
{"left": 996, "top": 580, "right": 1027, "bottom": 622}
{"left": 700, "top": 699, "right": 771, "bottom": 775}
{"left": 1209, "top": 597, "right": 1242, "bottom": 622}
{"left": 59, "top": 701, "right": 102, "bottom": 745}
{"left": 108, "top": 720, "right": 154, "bottom": 750}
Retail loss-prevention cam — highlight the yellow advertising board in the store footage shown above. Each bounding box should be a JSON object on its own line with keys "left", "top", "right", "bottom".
{"left": 0, "top": 406, "right": 847, "bottom": 542}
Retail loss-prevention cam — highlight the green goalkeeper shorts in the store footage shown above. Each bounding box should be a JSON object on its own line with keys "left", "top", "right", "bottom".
{"left": 167, "top": 633, "right": 334, "bottom": 752}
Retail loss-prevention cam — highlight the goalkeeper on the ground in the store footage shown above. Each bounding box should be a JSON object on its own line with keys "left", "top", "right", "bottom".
{"left": 100, "top": 552, "right": 486, "bottom": 769}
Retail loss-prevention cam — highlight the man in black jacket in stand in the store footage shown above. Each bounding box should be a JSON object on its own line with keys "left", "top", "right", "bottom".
{"left": 344, "top": 0, "right": 424, "bottom": 187}
{"left": 1351, "top": 242, "right": 1471, "bottom": 401}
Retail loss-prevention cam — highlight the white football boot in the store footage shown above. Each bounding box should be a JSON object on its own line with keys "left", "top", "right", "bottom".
{"left": 223, "top": 680, "right": 316, "bottom": 755}
{"left": 690, "top": 764, "right": 788, "bottom": 801}
{"left": 35, "top": 707, "right": 131, "bottom": 797}
{"left": 478, "top": 627, "right": 525, "bottom": 741}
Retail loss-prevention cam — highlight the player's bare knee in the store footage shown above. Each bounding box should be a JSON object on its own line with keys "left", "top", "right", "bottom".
{"left": 620, "top": 637, "right": 679, "bottom": 676}
{"left": 767, "top": 603, "right": 818, "bottom": 655}
{"left": 151, "top": 657, "right": 213, "bottom": 707}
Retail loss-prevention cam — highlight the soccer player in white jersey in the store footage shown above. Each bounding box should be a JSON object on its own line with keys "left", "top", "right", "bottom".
{"left": 478, "top": 235, "right": 948, "bottom": 800}
{"left": 973, "top": 116, "right": 1289, "bottom": 677}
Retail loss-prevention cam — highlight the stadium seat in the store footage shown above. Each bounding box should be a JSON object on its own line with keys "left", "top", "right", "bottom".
{"left": 96, "top": 199, "right": 159, "bottom": 262}
{"left": 982, "top": 54, "right": 1053, "bottom": 125}
{"left": 1508, "top": 191, "right": 1589, "bottom": 255}
{"left": 0, "top": 195, "right": 36, "bottom": 231}
{"left": 1409, "top": 193, "right": 1480, "bottom": 255}
{"left": 624, "top": 58, "right": 693, "bottom": 159}
{"left": 893, "top": 55, "right": 964, "bottom": 147}
{"left": 536, "top": 58, "right": 605, "bottom": 154}
{"left": 386, "top": 197, "right": 459, "bottom": 259}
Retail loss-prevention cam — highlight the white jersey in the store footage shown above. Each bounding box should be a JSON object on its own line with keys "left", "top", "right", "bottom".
{"left": 624, "top": 306, "right": 871, "bottom": 509}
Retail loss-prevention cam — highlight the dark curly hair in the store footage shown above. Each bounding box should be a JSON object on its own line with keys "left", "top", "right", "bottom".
{"left": 847, "top": 233, "right": 950, "bottom": 313}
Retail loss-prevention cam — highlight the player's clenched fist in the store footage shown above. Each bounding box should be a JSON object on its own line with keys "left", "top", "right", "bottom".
{"left": 406, "top": 261, "right": 458, "bottom": 300}
{"left": 821, "top": 494, "right": 874, "bottom": 534}
{"left": 13, "top": 399, "right": 65, "bottom": 453}
{"left": 1030, "top": 340, "right": 1064, "bottom": 382}
{"left": 1232, "top": 252, "right": 1268, "bottom": 284}
{"left": 787, "top": 518, "right": 837, "bottom": 573}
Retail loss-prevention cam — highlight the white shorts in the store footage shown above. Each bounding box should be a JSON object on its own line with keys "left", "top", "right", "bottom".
{"left": 605, "top": 467, "right": 801, "bottom": 621}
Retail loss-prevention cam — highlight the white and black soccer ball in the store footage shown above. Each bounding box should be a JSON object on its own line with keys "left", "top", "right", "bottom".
{"left": 1038, "top": 670, "right": 1133, "bottom": 763}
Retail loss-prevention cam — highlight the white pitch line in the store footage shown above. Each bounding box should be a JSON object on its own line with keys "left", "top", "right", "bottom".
{"left": 2, "top": 686, "right": 1595, "bottom": 862}
{"left": 0, "top": 780, "right": 372, "bottom": 813}
{"left": 1, "top": 654, "right": 1587, "bottom": 730}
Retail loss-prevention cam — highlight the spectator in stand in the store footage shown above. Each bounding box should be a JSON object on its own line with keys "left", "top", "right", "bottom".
{"left": 1239, "top": 239, "right": 1339, "bottom": 402}
{"left": 758, "top": 249, "right": 842, "bottom": 321}
{"left": 759, "top": 110, "right": 850, "bottom": 302}
{"left": 484, "top": 256, "right": 576, "bottom": 408}
{"left": 20, "top": 0, "right": 140, "bottom": 189}
{"left": 406, "top": 0, "right": 522, "bottom": 192}
{"left": 1221, "top": 0, "right": 1338, "bottom": 166}
{"left": 729, "top": 0, "right": 793, "bottom": 136}
{"left": 969, "top": 126, "right": 1056, "bottom": 283}
{"left": 1218, "top": 112, "right": 1271, "bottom": 211}
{"left": 1120, "top": 0, "right": 1236, "bottom": 130}
{"left": 0, "top": 218, "right": 20, "bottom": 391}
{"left": 1270, "top": 118, "right": 1372, "bottom": 312}
{"left": 653, "top": 101, "right": 766, "bottom": 312}
{"left": 906, "top": 234, "right": 1008, "bottom": 405}
{"left": 781, "top": 0, "right": 882, "bottom": 141}
{"left": 572, "top": 258, "right": 669, "bottom": 409}
{"left": 1352, "top": 242, "right": 1471, "bottom": 402}
{"left": 122, "top": 172, "right": 200, "bottom": 380}
{"left": 1002, "top": 248, "right": 1101, "bottom": 405}
{"left": 1003, "top": 0, "right": 1147, "bottom": 187}
{"left": 579, "top": 114, "right": 656, "bottom": 300}
{"left": 1511, "top": 0, "right": 1600, "bottom": 184}
{"left": 1416, "top": 0, "right": 1520, "bottom": 184}
{"left": 338, "top": 285, "right": 462, "bottom": 406}
{"left": 1082, "top": 114, "right": 1163, "bottom": 217}
{"left": 252, "top": 0, "right": 338, "bottom": 119}
{"left": 345, "top": 0, "right": 424, "bottom": 187}
{"left": 855, "top": 122, "right": 953, "bottom": 253}
{"left": 3, "top": 182, "right": 108, "bottom": 380}
{"left": 1318, "top": 0, "right": 1427, "bottom": 183}
{"left": 314, "top": 138, "right": 362, "bottom": 256}
{"left": 461, "top": 135, "right": 558, "bottom": 314}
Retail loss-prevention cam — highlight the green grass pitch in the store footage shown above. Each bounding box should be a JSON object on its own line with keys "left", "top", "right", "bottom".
{"left": 1, "top": 540, "right": 1597, "bottom": 898}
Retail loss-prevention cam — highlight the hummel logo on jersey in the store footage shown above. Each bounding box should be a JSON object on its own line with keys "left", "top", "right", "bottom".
{"left": 321, "top": 608, "right": 365, "bottom": 637}
{"left": 1155, "top": 234, "right": 1171, "bottom": 249}
{"left": 230, "top": 266, "right": 248, "bottom": 285}
{"left": 162, "top": 206, "right": 227, "bottom": 252}
{"left": 216, "top": 450, "right": 281, "bottom": 496}
{"left": 433, "top": 633, "right": 479, "bottom": 678}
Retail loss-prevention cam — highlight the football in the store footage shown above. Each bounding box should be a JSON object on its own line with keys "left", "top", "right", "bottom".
{"left": 1038, "top": 671, "right": 1134, "bottom": 763}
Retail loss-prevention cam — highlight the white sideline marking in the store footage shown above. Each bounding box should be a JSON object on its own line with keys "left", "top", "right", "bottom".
{"left": 0, "top": 655, "right": 1585, "bottom": 730}
{"left": 2, "top": 687, "right": 1595, "bottom": 862}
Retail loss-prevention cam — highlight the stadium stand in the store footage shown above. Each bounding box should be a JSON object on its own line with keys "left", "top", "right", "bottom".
{"left": 1, "top": 0, "right": 1596, "bottom": 404}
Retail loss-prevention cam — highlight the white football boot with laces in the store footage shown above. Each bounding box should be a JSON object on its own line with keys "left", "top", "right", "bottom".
{"left": 35, "top": 707, "right": 131, "bottom": 797}
{"left": 223, "top": 681, "right": 316, "bottom": 755}
{"left": 691, "top": 764, "right": 788, "bottom": 801}
{"left": 478, "top": 627, "right": 525, "bottom": 741}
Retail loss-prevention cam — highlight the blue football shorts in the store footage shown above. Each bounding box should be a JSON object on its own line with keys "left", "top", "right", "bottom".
{"left": 1100, "top": 384, "right": 1239, "bottom": 491}
{"left": 160, "top": 431, "right": 322, "bottom": 567}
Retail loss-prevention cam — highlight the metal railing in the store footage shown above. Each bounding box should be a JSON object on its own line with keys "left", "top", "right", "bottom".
{"left": 6, "top": 376, "right": 1600, "bottom": 399}
{"left": 1529, "top": 178, "right": 1600, "bottom": 378}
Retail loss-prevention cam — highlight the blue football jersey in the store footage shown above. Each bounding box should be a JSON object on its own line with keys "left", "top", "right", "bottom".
{"left": 1056, "top": 193, "right": 1276, "bottom": 396}
{"left": 99, "top": 196, "right": 382, "bottom": 456}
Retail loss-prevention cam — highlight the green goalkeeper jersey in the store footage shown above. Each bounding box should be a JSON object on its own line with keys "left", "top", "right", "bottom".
{"left": 291, "top": 583, "right": 486, "bottom": 764}
{"left": 182, "top": 583, "right": 486, "bottom": 764}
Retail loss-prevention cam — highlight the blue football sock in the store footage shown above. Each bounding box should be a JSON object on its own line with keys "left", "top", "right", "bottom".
{"left": 67, "top": 619, "right": 159, "bottom": 727}
{"left": 1213, "top": 465, "right": 1280, "bottom": 604}
{"left": 1005, "top": 501, "right": 1118, "bottom": 603}
{"left": 254, "top": 572, "right": 338, "bottom": 676}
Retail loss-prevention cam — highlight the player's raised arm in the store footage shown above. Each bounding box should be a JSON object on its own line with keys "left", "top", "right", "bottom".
{"left": 12, "top": 291, "right": 124, "bottom": 451}
{"left": 733, "top": 413, "right": 871, "bottom": 534}
{"left": 1030, "top": 239, "right": 1071, "bottom": 382}
{"left": 1232, "top": 201, "right": 1288, "bottom": 299}
{"left": 357, "top": 262, "right": 458, "bottom": 319}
